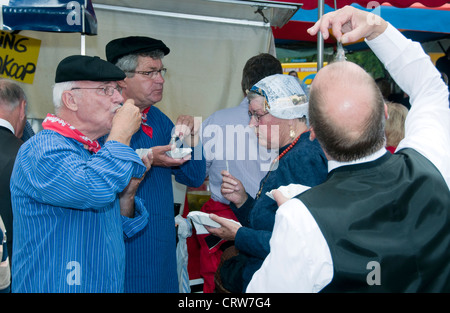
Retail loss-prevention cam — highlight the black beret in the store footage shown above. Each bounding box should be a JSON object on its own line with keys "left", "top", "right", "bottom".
{"left": 105, "top": 36, "right": 170, "bottom": 65}
{"left": 55, "top": 55, "right": 126, "bottom": 83}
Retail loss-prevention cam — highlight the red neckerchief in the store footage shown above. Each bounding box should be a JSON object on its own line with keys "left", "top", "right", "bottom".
{"left": 42, "top": 114, "right": 101, "bottom": 153}
{"left": 141, "top": 107, "right": 153, "bottom": 138}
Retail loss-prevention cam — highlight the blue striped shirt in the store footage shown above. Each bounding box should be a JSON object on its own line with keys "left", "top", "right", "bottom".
{"left": 124, "top": 106, "right": 205, "bottom": 293}
{"left": 10, "top": 130, "right": 148, "bottom": 293}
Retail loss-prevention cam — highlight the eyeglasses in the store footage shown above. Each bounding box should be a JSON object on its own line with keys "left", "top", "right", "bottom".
{"left": 127, "top": 68, "right": 167, "bottom": 79}
{"left": 248, "top": 110, "right": 269, "bottom": 123}
{"left": 71, "top": 85, "right": 122, "bottom": 96}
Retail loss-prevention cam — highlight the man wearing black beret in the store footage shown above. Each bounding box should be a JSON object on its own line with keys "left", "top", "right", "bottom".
{"left": 10, "top": 55, "right": 153, "bottom": 292}
{"left": 106, "top": 36, "right": 206, "bottom": 293}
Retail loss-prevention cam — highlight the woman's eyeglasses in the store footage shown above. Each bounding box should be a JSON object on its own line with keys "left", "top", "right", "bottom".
{"left": 248, "top": 110, "right": 269, "bottom": 123}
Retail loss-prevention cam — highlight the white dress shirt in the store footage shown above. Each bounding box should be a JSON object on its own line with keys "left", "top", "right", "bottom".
{"left": 246, "top": 23, "right": 450, "bottom": 293}
{"left": 0, "top": 118, "right": 15, "bottom": 135}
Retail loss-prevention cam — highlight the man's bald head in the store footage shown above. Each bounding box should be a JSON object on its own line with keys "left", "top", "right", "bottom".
{"left": 309, "top": 61, "right": 386, "bottom": 162}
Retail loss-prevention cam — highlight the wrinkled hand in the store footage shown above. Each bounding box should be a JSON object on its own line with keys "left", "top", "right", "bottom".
{"left": 108, "top": 99, "right": 141, "bottom": 145}
{"left": 220, "top": 170, "right": 248, "bottom": 208}
{"left": 150, "top": 144, "right": 191, "bottom": 167}
{"left": 205, "top": 214, "right": 241, "bottom": 241}
{"left": 307, "top": 5, "right": 388, "bottom": 43}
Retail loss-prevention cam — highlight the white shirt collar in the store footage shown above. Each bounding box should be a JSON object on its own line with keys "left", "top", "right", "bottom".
{"left": 327, "top": 148, "right": 388, "bottom": 173}
{"left": 0, "top": 118, "right": 15, "bottom": 135}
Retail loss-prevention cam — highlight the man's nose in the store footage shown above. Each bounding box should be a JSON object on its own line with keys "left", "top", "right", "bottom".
{"left": 113, "top": 88, "right": 124, "bottom": 103}
{"left": 154, "top": 72, "right": 165, "bottom": 83}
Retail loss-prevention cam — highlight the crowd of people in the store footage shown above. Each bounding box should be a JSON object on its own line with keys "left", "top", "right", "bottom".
{"left": 0, "top": 6, "right": 449, "bottom": 293}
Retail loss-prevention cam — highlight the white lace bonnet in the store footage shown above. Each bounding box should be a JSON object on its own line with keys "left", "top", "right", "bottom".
{"left": 249, "top": 74, "right": 309, "bottom": 122}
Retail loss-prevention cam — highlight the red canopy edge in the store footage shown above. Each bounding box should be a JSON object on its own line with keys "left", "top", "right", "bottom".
{"left": 272, "top": 20, "right": 336, "bottom": 42}
{"left": 272, "top": 0, "right": 450, "bottom": 9}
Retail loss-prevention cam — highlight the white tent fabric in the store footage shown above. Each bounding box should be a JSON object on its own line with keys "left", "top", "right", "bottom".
{"left": 18, "top": 0, "right": 279, "bottom": 125}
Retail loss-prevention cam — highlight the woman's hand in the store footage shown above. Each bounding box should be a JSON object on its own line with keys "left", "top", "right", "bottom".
{"left": 220, "top": 170, "right": 248, "bottom": 208}
{"left": 205, "top": 214, "right": 241, "bottom": 241}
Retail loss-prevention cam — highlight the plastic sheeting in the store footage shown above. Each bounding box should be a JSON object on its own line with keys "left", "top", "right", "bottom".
{"left": 175, "top": 214, "right": 192, "bottom": 293}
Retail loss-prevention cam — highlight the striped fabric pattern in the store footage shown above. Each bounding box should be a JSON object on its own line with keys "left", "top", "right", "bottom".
{"left": 10, "top": 130, "right": 148, "bottom": 293}
{"left": 124, "top": 106, "right": 205, "bottom": 293}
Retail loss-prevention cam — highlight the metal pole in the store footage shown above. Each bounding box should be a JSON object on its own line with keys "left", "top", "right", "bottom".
{"left": 81, "top": 3, "right": 85, "bottom": 55}
{"left": 81, "top": 34, "right": 86, "bottom": 55}
{"left": 317, "top": 0, "right": 324, "bottom": 70}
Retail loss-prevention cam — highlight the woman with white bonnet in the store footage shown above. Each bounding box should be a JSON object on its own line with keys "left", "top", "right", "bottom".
{"left": 206, "top": 74, "right": 328, "bottom": 292}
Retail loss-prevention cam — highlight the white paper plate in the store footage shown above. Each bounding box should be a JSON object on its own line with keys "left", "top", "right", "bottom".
{"left": 266, "top": 183, "right": 311, "bottom": 200}
{"left": 166, "top": 147, "right": 192, "bottom": 159}
{"left": 188, "top": 211, "right": 221, "bottom": 228}
{"left": 135, "top": 148, "right": 152, "bottom": 159}
{"left": 187, "top": 211, "right": 242, "bottom": 235}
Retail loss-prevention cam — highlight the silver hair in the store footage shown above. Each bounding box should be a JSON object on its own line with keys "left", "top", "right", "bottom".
{"left": 0, "top": 79, "right": 27, "bottom": 110}
{"left": 246, "top": 90, "right": 262, "bottom": 102}
{"left": 114, "top": 50, "right": 165, "bottom": 78}
{"left": 52, "top": 81, "right": 76, "bottom": 112}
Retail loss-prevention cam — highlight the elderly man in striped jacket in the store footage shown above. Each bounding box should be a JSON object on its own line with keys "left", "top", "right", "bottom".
{"left": 10, "top": 55, "right": 152, "bottom": 293}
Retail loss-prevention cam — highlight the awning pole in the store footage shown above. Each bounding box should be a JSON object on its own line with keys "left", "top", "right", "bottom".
{"left": 317, "top": 0, "right": 324, "bottom": 70}
{"left": 81, "top": 34, "right": 86, "bottom": 55}
{"left": 81, "top": 4, "right": 86, "bottom": 55}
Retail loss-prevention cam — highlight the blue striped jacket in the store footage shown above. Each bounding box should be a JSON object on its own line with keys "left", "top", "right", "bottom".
{"left": 10, "top": 130, "right": 148, "bottom": 293}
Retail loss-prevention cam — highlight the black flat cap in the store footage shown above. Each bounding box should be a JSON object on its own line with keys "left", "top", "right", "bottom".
{"left": 55, "top": 55, "right": 126, "bottom": 83}
{"left": 105, "top": 36, "right": 170, "bottom": 64}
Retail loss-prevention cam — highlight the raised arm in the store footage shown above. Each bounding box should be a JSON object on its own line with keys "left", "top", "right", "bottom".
{"left": 309, "top": 5, "right": 450, "bottom": 187}
{"left": 247, "top": 6, "right": 450, "bottom": 293}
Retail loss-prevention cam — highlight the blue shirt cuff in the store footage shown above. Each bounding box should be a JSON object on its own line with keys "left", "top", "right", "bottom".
{"left": 122, "top": 196, "right": 149, "bottom": 239}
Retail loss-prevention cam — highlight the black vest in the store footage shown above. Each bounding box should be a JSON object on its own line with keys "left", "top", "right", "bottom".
{"left": 298, "top": 149, "right": 450, "bottom": 292}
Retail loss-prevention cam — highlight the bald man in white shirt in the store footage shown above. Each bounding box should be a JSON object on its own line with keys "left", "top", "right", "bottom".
{"left": 247, "top": 6, "right": 450, "bottom": 293}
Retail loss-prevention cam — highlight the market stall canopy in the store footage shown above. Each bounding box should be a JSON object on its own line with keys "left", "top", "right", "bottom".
{"left": 272, "top": 1, "right": 450, "bottom": 46}
{"left": 292, "top": 0, "right": 449, "bottom": 9}
{"left": 1, "top": 0, "right": 97, "bottom": 34}
{"left": 6, "top": 0, "right": 302, "bottom": 122}
{"left": 0, "top": 0, "right": 302, "bottom": 34}
{"left": 91, "top": 0, "right": 300, "bottom": 28}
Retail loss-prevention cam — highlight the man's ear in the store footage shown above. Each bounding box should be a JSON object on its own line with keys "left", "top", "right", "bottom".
{"left": 18, "top": 99, "right": 27, "bottom": 120}
{"left": 118, "top": 79, "right": 127, "bottom": 88}
{"left": 61, "top": 90, "right": 78, "bottom": 111}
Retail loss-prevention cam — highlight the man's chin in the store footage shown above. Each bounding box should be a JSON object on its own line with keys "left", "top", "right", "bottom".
{"left": 151, "top": 92, "right": 163, "bottom": 102}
